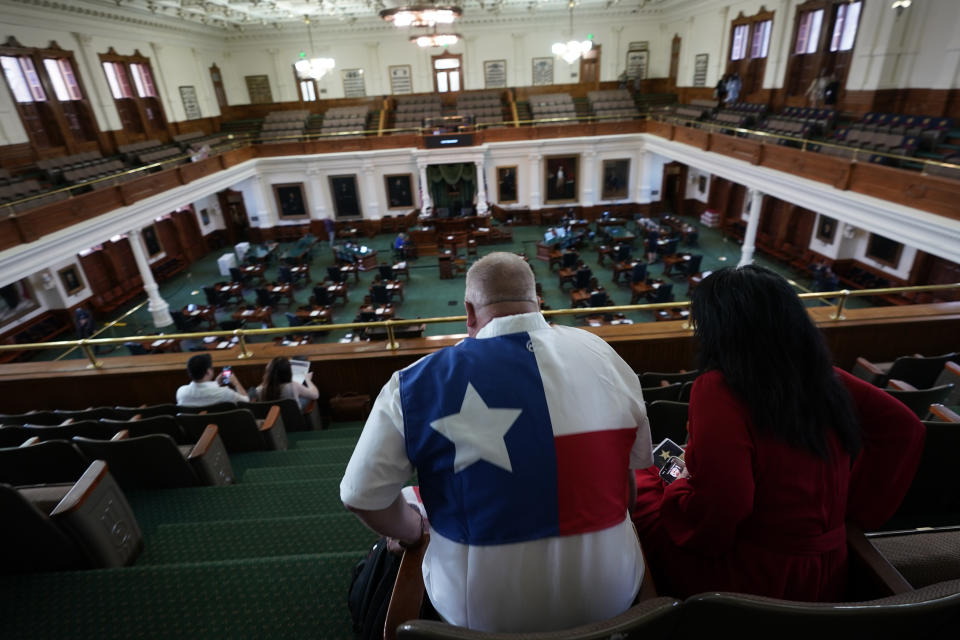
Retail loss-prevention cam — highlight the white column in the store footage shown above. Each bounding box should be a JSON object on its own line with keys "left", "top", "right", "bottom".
{"left": 256, "top": 176, "right": 276, "bottom": 227}
{"left": 361, "top": 161, "right": 379, "bottom": 218}
{"left": 417, "top": 161, "right": 433, "bottom": 213}
{"left": 72, "top": 32, "right": 118, "bottom": 131}
{"left": 474, "top": 160, "right": 489, "bottom": 214}
{"left": 529, "top": 153, "right": 542, "bottom": 210}
{"left": 149, "top": 43, "right": 178, "bottom": 122}
{"left": 306, "top": 163, "right": 327, "bottom": 219}
{"left": 738, "top": 189, "right": 764, "bottom": 267}
{"left": 581, "top": 150, "right": 597, "bottom": 206}
{"left": 128, "top": 228, "right": 174, "bottom": 328}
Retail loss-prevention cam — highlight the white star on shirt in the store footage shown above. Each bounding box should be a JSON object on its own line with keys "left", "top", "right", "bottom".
{"left": 429, "top": 382, "right": 522, "bottom": 474}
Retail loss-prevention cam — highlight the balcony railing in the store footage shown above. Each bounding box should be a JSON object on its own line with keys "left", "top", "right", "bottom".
{"left": 1, "top": 282, "right": 956, "bottom": 370}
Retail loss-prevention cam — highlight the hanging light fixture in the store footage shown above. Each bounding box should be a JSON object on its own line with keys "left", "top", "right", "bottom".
{"left": 410, "top": 26, "right": 461, "bottom": 48}
{"left": 294, "top": 16, "right": 335, "bottom": 80}
{"left": 381, "top": 4, "right": 462, "bottom": 28}
{"left": 551, "top": 0, "right": 592, "bottom": 64}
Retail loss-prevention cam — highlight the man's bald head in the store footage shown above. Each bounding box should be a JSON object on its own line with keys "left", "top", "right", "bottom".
{"left": 464, "top": 252, "right": 539, "bottom": 336}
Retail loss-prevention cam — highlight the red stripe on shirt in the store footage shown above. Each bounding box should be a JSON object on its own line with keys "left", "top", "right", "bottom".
{"left": 555, "top": 427, "right": 636, "bottom": 536}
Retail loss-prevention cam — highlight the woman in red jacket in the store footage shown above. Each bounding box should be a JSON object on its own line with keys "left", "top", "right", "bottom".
{"left": 633, "top": 265, "right": 924, "bottom": 600}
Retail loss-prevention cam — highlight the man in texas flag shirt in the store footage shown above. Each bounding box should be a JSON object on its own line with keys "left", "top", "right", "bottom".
{"left": 340, "top": 252, "right": 652, "bottom": 632}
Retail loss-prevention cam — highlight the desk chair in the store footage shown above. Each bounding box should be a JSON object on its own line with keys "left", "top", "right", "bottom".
{"left": 312, "top": 286, "right": 335, "bottom": 307}
{"left": 574, "top": 267, "right": 593, "bottom": 291}
{"left": 589, "top": 289, "right": 611, "bottom": 307}
{"left": 676, "top": 254, "right": 703, "bottom": 278}
{"left": 229, "top": 266, "right": 251, "bottom": 287}
{"left": 884, "top": 380, "right": 954, "bottom": 419}
{"left": 648, "top": 283, "right": 674, "bottom": 304}
{"left": 255, "top": 287, "right": 280, "bottom": 308}
{"left": 371, "top": 284, "right": 393, "bottom": 305}
{"left": 326, "top": 266, "right": 346, "bottom": 284}
{"left": 203, "top": 286, "right": 227, "bottom": 307}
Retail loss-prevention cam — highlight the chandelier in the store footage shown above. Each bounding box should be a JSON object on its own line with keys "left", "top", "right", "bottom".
{"left": 294, "top": 17, "right": 335, "bottom": 80}
{"left": 411, "top": 27, "right": 461, "bottom": 48}
{"left": 552, "top": 1, "right": 592, "bottom": 64}
{"left": 381, "top": 5, "right": 462, "bottom": 28}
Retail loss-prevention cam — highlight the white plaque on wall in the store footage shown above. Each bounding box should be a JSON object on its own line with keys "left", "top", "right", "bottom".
{"left": 693, "top": 54, "right": 709, "bottom": 87}
{"left": 532, "top": 57, "right": 553, "bottom": 86}
{"left": 484, "top": 60, "right": 507, "bottom": 89}
{"left": 342, "top": 69, "right": 366, "bottom": 98}
{"left": 179, "top": 85, "right": 201, "bottom": 120}
{"left": 389, "top": 65, "right": 412, "bottom": 94}
{"left": 626, "top": 51, "right": 648, "bottom": 80}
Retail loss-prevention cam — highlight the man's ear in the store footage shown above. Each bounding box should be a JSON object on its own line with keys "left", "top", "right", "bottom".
{"left": 465, "top": 300, "right": 478, "bottom": 335}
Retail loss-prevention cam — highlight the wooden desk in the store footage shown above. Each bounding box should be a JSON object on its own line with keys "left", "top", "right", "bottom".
{"left": 630, "top": 279, "right": 658, "bottom": 304}
{"left": 196, "top": 335, "right": 241, "bottom": 350}
{"left": 215, "top": 282, "right": 245, "bottom": 305}
{"left": 392, "top": 261, "right": 410, "bottom": 281}
{"left": 295, "top": 306, "right": 332, "bottom": 325}
{"left": 363, "top": 323, "right": 426, "bottom": 341}
{"left": 265, "top": 282, "right": 296, "bottom": 306}
{"left": 656, "top": 308, "right": 690, "bottom": 322}
{"left": 583, "top": 313, "right": 634, "bottom": 327}
{"left": 612, "top": 260, "right": 642, "bottom": 285}
{"left": 289, "top": 264, "right": 311, "bottom": 284}
{"left": 662, "top": 253, "right": 692, "bottom": 276}
{"left": 323, "top": 282, "right": 349, "bottom": 305}
{"left": 687, "top": 270, "right": 713, "bottom": 296}
{"left": 597, "top": 217, "right": 629, "bottom": 229}
{"left": 383, "top": 280, "right": 405, "bottom": 303}
{"left": 358, "top": 304, "right": 395, "bottom": 320}
{"left": 570, "top": 289, "right": 590, "bottom": 308}
{"left": 142, "top": 338, "right": 180, "bottom": 354}
{"left": 233, "top": 306, "right": 274, "bottom": 328}
{"left": 438, "top": 252, "right": 466, "bottom": 279}
{"left": 241, "top": 263, "right": 266, "bottom": 284}
{"left": 182, "top": 305, "right": 217, "bottom": 330}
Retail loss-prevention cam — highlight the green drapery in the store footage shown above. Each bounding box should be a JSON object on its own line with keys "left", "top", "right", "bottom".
{"left": 426, "top": 163, "right": 476, "bottom": 212}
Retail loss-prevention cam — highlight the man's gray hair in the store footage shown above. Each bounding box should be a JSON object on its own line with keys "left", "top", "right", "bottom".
{"left": 465, "top": 252, "right": 537, "bottom": 308}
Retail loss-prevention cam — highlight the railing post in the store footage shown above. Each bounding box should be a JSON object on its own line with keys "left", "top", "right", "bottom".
{"left": 80, "top": 340, "right": 102, "bottom": 369}
{"left": 830, "top": 290, "right": 850, "bottom": 321}
{"left": 235, "top": 330, "right": 253, "bottom": 359}
{"left": 385, "top": 321, "right": 399, "bottom": 351}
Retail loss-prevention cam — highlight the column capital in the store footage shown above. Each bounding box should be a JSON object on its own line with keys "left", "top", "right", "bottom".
{"left": 72, "top": 32, "right": 92, "bottom": 46}
{"left": 528, "top": 153, "right": 542, "bottom": 162}
{"left": 583, "top": 150, "right": 597, "bottom": 158}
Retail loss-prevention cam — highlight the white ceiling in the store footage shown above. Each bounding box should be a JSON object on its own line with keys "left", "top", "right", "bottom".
{"left": 82, "top": 0, "right": 696, "bottom": 31}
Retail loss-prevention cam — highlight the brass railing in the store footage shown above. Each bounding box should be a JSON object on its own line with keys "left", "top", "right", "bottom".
{"left": 1, "top": 282, "right": 956, "bottom": 370}
{"left": 649, "top": 112, "right": 960, "bottom": 174}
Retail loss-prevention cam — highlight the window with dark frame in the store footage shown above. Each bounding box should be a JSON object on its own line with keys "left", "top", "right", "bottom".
{"left": 829, "top": 1, "right": 862, "bottom": 52}
{"left": 98, "top": 48, "right": 166, "bottom": 135}
{"left": 730, "top": 24, "right": 749, "bottom": 61}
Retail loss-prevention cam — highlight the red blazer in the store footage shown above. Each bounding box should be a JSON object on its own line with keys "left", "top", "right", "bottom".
{"left": 633, "top": 368, "right": 924, "bottom": 600}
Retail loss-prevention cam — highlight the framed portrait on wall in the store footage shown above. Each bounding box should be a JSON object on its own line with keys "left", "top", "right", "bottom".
{"left": 385, "top": 174, "right": 414, "bottom": 209}
{"left": 329, "top": 175, "right": 362, "bottom": 218}
{"left": 389, "top": 65, "right": 412, "bottom": 94}
{"left": 142, "top": 224, "right": 163, "bottom": 257}
{"left": 272, "top": 182, "right": 309, "bottom": 218}
{"left": 544, "top": 155, "right": 579, "bottom": 204}
{"left": 57, "top": 265, "right": 84, "bottom": 296}
{"left": 484, "top": 60, "right": 507, "bottom": 88}
{"left": 532, "top": 57, "right": 554, "bottom": 86}
{"left": 601, "top": 159, "right": 630, "bottom": 201}
{"left": 497, "top": 166, "right": 518, "bottom": 204}
{"left": 816, "top": 215, "right": 838, "bottom": 244}
{"left": 866, "top": 233, "right": 903, "bottom": 269}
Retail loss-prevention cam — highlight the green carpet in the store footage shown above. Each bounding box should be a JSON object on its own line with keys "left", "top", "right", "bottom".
{"left": 127, "top": 478, "right": 344, "bottom": 530}
{"left": 139, "top": 512, "right": 373, "bottom": 565}
{"left": 242, "top": 462, "right": 350, "bottom": 483}
{"left": 229, "top": 446, "right": 358, "bottom": 474}
{"left": 0, "top": 553, "right": 362, "bottom": 639}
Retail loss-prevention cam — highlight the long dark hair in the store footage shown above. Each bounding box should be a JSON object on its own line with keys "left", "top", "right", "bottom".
{"left": 261, "top": 357, "right": 293, "bottom": 402}
{"left": 691, "top": 266, "right": 860, "bottom": 460}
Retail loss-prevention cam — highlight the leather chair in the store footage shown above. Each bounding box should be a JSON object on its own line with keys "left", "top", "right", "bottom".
{"left": 0, "top": 461, "right": 143, "bottom": 574}
{"left": 639, "top": 370, "right": 700, "bottom": 387}
{"left": 852, "top": 352, "right": 958, "bottom": 389}
{"left": 884, "top": 380, "right": 954, "bottom": 419}
{"left": 639, "top": 383, "right": 683, "bottom": 403}
{"left": 646, "top": 400, "right": 690, "bottom": 445}
{"left": 176, "top": 406, "right": 287, "bottom": 452}
{"left": 73, "top": 425, "right": 234, "bottom": 490}
{"left": 0, "top": 439, "right": 90, "bottom": 485}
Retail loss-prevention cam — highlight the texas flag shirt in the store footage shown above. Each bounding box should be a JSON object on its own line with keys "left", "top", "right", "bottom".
{"left": 341, "top": 312, "right": 652, "bottom": 632}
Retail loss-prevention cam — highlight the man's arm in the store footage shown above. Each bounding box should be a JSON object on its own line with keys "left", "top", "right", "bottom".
{"left": 346, "top": 495, "right": 425, "bottom": 547}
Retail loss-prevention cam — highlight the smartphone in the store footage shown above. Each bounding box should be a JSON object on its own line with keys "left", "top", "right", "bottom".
{"left": 220, "top": 366, "right": 233, "bottom": 386}
{"left": 659, "top": 456, "right": 686, "bottom": 485}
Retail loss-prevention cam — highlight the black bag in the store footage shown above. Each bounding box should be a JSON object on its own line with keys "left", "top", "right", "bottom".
{"left": 348, "top": 536, "right": 402, "bottom": 640}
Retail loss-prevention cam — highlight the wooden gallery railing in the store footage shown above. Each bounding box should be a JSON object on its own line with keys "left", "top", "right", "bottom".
{"left": 0, "top": 283, "right": 957, "bottom": 413}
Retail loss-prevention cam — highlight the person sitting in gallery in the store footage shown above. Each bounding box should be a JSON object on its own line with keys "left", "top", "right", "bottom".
{"left": 175, "top": 353, "right": 249, "bottom": 407}
{"left": 251, "top": 356, "right": 319, "bottom": 410}
{"left": 631, "top": 266, "right": 925, "bottom": 601}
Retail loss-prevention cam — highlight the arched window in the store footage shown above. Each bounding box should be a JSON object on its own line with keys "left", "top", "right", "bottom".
{"left": 785, "top": 1, "right": 864, "bottom": 101}
{"left": 0, "top": 37, "right": 98, "bottom": 154}
{"left": 98, "top": 48, "right": 167, "bottom": 139}
{"left": 726, "top": 9, "right": 775, "bottom": 99}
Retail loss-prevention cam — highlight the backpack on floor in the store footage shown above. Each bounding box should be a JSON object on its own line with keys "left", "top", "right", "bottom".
{"left": 348, "top": 536, "right": 401, "bottom": 640}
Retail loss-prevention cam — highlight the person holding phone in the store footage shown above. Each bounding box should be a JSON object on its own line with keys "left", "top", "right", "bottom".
{"left": 632, "top": 266, "right": 924, "bottom": 601}
{"left": 252, "top": 356, "right": 319, "bottom": 409}
{"left": 175, "top": 353, "right": 249, "bottom": 407}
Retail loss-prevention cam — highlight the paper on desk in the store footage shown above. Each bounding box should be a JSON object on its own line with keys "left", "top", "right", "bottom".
{"left": 151, "top": 340, "right": 165, "bottom": 348}
{"left": 217, "top": 341, "right": 230, "bottom": 349}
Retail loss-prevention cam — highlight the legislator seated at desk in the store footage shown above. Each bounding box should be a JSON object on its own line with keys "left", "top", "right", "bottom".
{"left": 214, "top": 281, "right": 245, "bottom": 305}
{"left": 335, "top": 243, "right": 377, "bottom": 271}
{"left": 314, "top": 282, "right": 347, "bottom": 306}
{"left": 294, "top": 305, "right": 332, "bottom": 325}
{"left": 362, "top": 321, "right": 426, "bottom": 341}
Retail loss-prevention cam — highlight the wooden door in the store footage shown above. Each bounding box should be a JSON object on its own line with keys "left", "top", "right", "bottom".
{"left": 579, "top": 44, "right": 601, "bottom": 88}
{"left": 669, "top": 36, "right": 681, "bottom": 88}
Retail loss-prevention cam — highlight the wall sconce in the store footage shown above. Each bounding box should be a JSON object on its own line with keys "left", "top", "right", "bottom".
{"left": 891, "top": 0, "right": 911, "bottom": 18}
